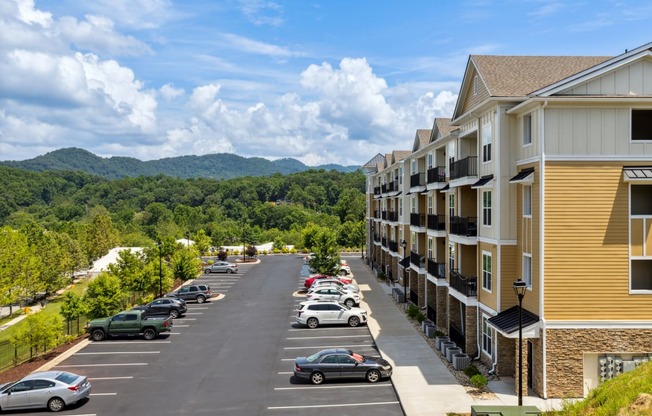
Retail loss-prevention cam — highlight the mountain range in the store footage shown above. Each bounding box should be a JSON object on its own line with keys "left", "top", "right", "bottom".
{"left": 0, "top": 148, "right": 360, "bottom": 179}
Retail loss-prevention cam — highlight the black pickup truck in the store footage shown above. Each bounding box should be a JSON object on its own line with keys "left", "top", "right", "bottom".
{"left": 86, "top": 310, "right": 173, "bottom": 341}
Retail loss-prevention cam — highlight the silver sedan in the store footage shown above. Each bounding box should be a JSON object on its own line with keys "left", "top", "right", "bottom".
{"left": 0, "top": 370, "right": 91, "bottom": 412}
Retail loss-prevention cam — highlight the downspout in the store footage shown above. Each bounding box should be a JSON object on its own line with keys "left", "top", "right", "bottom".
{"left": 540, "top": 100, "right": 548, "bottom": 398}
{"left": 492, "top": 106, "right": 502, "bottom": 374}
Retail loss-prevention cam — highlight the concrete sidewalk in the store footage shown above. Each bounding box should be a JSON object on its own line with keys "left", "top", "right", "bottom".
{"left": 350, "top": 257, "right": 564, "bottom": 415}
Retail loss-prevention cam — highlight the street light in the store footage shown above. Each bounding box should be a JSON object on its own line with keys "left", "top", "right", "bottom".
{"left": 157, "top": 241, "right": 163, "bottom": 298}
{"left": 401, "top": 240, "right": 408, "bottom": 307}
{"left": 513, "top": 279, "right": 528, "bottom": 406}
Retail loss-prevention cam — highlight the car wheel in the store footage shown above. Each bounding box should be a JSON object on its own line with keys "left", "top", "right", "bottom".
{"left": 366, "top": 369, "right": 381, "bottom": 383}
{"left": 340, "top": 270, "right": 347, "bottom": 276}
{"left": 91, "top": 329, "right": 105, "bottom": 341}
{"left": 204, "top": 269, "right": 211, "bottom": 274}
{"left": 307, "top": 317, "right": 319, "bottom": 329}
{"left": 47, "top": 397, "right": 65, "bottom": 412}
{"left": 344, "top": 298, "right": 355, "bottom": 308}
{"left": 143, "top": 328, "right": 157, "bottom": 340}
{"left": 226, "top": 269, "right": 233, "bottom": 274}
{"left": 310, "top": 371, "right": 325, "bottom": 385}
{"left": 169, "top": 309, "right": 180, "bottom": 319}
{"left": 348, "top": 316, "right": 360, "bottom": 327}
{"left": 196, "top": 295, "right": 206, "bottom": 304}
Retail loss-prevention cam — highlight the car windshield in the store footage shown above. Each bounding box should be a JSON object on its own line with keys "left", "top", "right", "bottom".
{"left": 55, "top": 372, "right": 79, "bottom": 384}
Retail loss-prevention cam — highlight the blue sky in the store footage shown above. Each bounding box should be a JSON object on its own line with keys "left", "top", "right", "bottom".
{"left": 1, "top": 0, "right": 650, "bottom": 166}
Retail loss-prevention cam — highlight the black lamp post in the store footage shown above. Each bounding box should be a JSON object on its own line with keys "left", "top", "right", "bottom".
{"left": 401, "top": 240, "right": 408, "bottom": 307}
{"left": 513, "top": 279, "right": 527, "bottom": 406}
{"left": 157, "top": 241, "right": 163, "bottom": 298}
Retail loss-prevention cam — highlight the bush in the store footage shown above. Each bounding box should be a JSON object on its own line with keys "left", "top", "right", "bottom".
{"left": 463, "top": 364, "right": 481, "bottom": 378}
{"left": 416, "top": 312, "right": 426, "bottom": 323}
{"left": 206, "top": 259, "right": 214, "bottom": 265}
{"left": 435, "top": 330, "right": 445, "bottom": 337}
{"left": 407, "top": 304, "right": 420, "bottom": 319}
{"left": 217, "top": 249, "right": 228, "bottom": 261}
{"left": 290, "top": 248, "right": 297, "bottom": 254}
{"left": 262, "top": 250, "right": 268, "bottom": 255}
{"left": 470, "top": 374, "right": 487, "bottom": 389}
{"left": 272, "top": 248, "right": 281, "bottom": 254}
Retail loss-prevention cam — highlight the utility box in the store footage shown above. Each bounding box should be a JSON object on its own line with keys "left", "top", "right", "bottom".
{"left": 471, "top": 405, "right": 541, "bottom": 416}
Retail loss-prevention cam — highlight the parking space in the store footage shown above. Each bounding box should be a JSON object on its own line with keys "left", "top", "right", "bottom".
{"left": 263, "top": 262, "right": 403, "bottom": 415}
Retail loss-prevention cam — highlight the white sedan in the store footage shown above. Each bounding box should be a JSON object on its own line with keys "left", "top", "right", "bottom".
{"left": 310, "top": 278, "right": 360, "bottom": 293}
{"left": 305, "top": 287, "right": 361, "bottom": 307}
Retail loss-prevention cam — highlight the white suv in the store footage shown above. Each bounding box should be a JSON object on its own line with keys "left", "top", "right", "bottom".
{"left": 305, "top": 287, "right": 361, "bottom": 307}
{"left": 296, "top": 300, "right": 368, "bottom": 329}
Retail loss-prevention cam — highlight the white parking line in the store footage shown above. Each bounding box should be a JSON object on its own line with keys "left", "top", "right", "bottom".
{"left": 175, "top": 318, "right": 196, "bottom": 321}
{"left": 185, "top": 312, "right": 203, "bottom": 315}
{"left": 168, "top": 332, "right": 182, "bottom": 335}
{"left": 274, "top": 384, "right": 391, "bottom": 390}
{"left": 278, "top": 371, "right": 293, "bottom": 375}
{"left": 55, "top": 363, "right": 148, "bottom": 367}
{"left": 173, "top": 325, "right": 189, "bottom": 327}
{"left": 87, "top": 341, "right": 171, "bottom": 344}
{"left": 286, "top": 335, "right": 370, "bottom": 340}
{"left": 90, "top": 377, "right": 134, "bottom": 380}
{"left": 268, "top": 401, "right": 399, "bottom": 410}
{"left": 91, "top": 393, "right": 118, "bottom": 396}
{"left": 283, "top": 344, "right": 374, "bottom": 350}
{"left": 76, "top": 351, "right": 160, "bottom": 355}
{"left": 288, "top": 327, "right": 368, "bottom": 332}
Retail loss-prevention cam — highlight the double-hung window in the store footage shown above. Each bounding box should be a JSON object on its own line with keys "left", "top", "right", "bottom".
{"left": 632, "top": 109, "right": 652, "bottom": 141}
{"left": 523, "top": 185, "right": 532, "bottom": 217}
{"left": 482, "top": 316, "right": 493, "bottom": 356}
{"left": 482, "top": 252, "right": 492, "bottom": 291}
{"left": 523, "top": 114, "right": 532, "bottom": 146}
{"left": 523, "top": 254, "right": 532, "bottom": 287}
{"left": 482, "top": 191, "right": 492, "bottom": 226}
{"left": 482, "top": 123, "right": 492, "bottom": 163}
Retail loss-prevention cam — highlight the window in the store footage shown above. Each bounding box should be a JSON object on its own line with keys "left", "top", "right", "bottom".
{"left": 630, "top": 184, "right": 652, "bottom": 290}
{"left": 427, "top": 153, "right": 433, "bottom": 169}
{"left": 411, "top": 231, "right": 416, "bottom": 250}
{"left": 411, "top": 160, "right": 417, "bottom": 174}
{"left": 482, "top": 123, "right": 492, "bottom": 162}
{"left": 482, "top": 316, "right": 493, "bottom": 356}
{"left": 447, "top": 142, "right": 455, "bottom": 176}
{"left": 523, "top": 254, "right": 532, "bottom": 287}
{"left": 632, "top": 109, "right": 652, "bottom": 141}
{"left": 399, "top": 166, "right": 403, "bottom": 185}
{"left": 428, "top": 195, "right": 433, "bottom": 214}
{"left": 523, "top": 185, "right": 532, "bottom": 216}
{"left": 482, "top": 252, "right": 492, "bottom": 291}
{"left": 449, "top": 193, "right": 455, "bottom": 219}
{"left": 428, "top": 238, "right": 433, "bottom": 258}
{"left": 523, "top": 114, "right": 532, "bottom": 145}
{"left": 399, "top": 201, "right": 403, "bottom": 216}
{"left": 321, "top": 355, "right": 339, "bottom": 364}
{"left": 125, "top": 314, "right": 138, "bottom": 321}
{"left": 411, "top": 196, "right": 417, "bottom": 213}
{"left": 482, "top": 191, "right": 492, "bottom": 226}
{"left": 449, "top": 244, "right": 455, "bottom": 272}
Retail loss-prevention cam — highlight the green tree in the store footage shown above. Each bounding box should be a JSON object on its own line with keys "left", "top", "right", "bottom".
{"left": 301, "top": 222, "right": 323, "bottom": 252}
{"left": 193, "top": 229, "right": 212, "bottom": 255}
{"left": 338, "top": 220, "right": 365, "bottom": 256}
{"left": 309, "top": 229, "right": 340, "bottom": 275}
{"left": 171, "top": 246, "right": 201, "bottom": 281}
{"left": 84, "top": 212, "right": 120, "bottom": 261}
{"left": 20, "top": 313, "right": 64, "bottom": 356}
{"left": 83, "top": 274, "right": 125, "bottom": 319}
{"left": 60, "top": 292, "right": 86, "bottom": 335}
{"left": 334, "top": 188, "right": 365, "bottom": 222}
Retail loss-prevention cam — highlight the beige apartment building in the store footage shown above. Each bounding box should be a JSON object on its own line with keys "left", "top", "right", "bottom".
{"left": 363, "top": 42, "right": 652, "bottom": 399}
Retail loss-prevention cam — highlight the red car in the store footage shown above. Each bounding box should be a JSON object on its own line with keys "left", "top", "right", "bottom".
{"left": 304, "top": 274, "right": 352, "bottom": 288}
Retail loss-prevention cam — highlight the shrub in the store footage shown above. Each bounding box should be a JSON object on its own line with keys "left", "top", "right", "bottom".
{"left": 463, "top": 364, "right": 481, "bottom": 378}
{"left": 435, "top": 330, "right": 445, "bottom": 337}
{"left": 281, "top": 247, "right": 289, "bottom": 253}
{"left": 272, "top": 248, "right": 281, "bottom": 254}
{"left": 206, "top": 259, "right": 214, "bottom": 265}
{"left": 407, "top": 304, "right": 420, "bottom": 319}
{"left": 416, "top": 312, "right": 426, "bottom": 323}
{"left": 217, "top": 249, "right": 228, "bottom": 261}
{"left": 262, "top": 250, "right": 268, "bottom": 255}
{"left": 290, "top": 248, "right": 297, "bottom": 254}
{"left": 470, "top": 374, "right": 487, "bottom": 389}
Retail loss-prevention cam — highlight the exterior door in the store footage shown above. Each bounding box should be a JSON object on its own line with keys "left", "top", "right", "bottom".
{"left": 319, "top": 354, "right": 342, "bottom": 379}
{"left": 4, "top": 380, "right": 33, "bottom": 409}
{"left": 338, "top": 354, "right": 360, "bottom": 378}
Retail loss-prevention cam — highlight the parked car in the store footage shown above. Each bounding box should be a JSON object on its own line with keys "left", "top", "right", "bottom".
{"left": 296, "top": 300, "right": 367, "bottom": 329}
{"left": 85, "top": 310, "right": 173, "bottom": 341}
{"left": 0, "top": 370, "right": 91, "bottom": 412}
{"left": 204, "top": 261, "right": 238, "bottom": 274}
{"left": 305, "top": 287, "right": 360, "bottom": 307}
{"left": 131, "top": 297, "right": 187, "bottom": 318}
{"left": 339, "top": 260, "right": 352, "bottom": 276}
{"left": 166, "top": 284, "right": 212, "bottom": 303}
{"left": 304, "top": 274, "right": 353, "bottom": 288}
{"left": 293, "top": 348, "right": 392, "bottom": 385}
{"left": 310, "top": 278, "right": 360, "bottom": 293}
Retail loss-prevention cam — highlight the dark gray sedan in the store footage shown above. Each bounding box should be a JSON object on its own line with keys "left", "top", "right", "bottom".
{"left": 0, "top": 371, "right": 91, "bottom": 412}
{"left": 293, "top": 348, "right": 392, "bottom": 385}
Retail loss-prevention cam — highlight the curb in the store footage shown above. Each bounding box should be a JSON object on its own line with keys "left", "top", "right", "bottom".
{"left": 36, "top": 338, "right": 92, "bottom": 372}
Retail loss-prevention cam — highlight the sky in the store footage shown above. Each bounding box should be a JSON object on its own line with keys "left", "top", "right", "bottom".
{"left": 0, "top": 1, "right": 650, "bottom": 166}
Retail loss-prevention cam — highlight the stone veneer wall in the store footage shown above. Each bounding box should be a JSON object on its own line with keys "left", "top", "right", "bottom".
{"left": 436, "top": 286, "right": 448, "bottom": 332}
{"left": 496, "top": 334, "right": 515, "bottom": 377}
{"left": 418, "top": 274, "right": 425, "bottom": 306}
{"left": 426, "top": 280, "right": 437, "bottom": 322}
{"left": 546, "top": 328, "right": 652, "bottom": 398}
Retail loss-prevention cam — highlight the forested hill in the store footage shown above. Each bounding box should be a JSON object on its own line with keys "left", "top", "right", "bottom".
{"left": 0, "top": 148, "right": 360, "bottom": 179}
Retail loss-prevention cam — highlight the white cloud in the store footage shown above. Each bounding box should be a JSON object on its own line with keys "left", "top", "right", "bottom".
{"left": 159, "top": 83, "right": 185, "bottom": 100}
{"left": 239, "top": 0, "right": 284, "bottom": 27}
{"left": 221, "top": 33, "right": 298, "bottom": 58}
{"left": 89, "top": 0, "right": 175, "bottom": 29}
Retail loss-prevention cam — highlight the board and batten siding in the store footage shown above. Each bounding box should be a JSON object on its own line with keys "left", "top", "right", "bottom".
{"left": 560, "top": 59, "right": 652, "bottom": 96}
{"left": 543, "top": 162, "right": 652, "bottom": 320}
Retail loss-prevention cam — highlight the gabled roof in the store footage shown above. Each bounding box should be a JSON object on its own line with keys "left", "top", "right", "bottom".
{"left": 412, "top": 129, "right": 431, "bottom": 151}
{"left": 391, "top": 150, "right": 411, "bottom": 164}
{"left": 430, "top": 118, "right": 454, "bottom": 142}
{"left": 472, "top": 55, "right": 611, "bottom": 97}
{"left": 362, "top": 153, "right": 385, "bottom": 173}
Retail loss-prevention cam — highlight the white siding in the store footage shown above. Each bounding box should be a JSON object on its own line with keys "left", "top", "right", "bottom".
{"left": 560, "top": 60, "right": 652, "bottom": 96}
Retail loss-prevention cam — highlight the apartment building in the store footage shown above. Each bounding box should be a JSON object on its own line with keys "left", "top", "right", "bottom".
{"left": 363, "top": 42, "right": 652, "bottom": 399}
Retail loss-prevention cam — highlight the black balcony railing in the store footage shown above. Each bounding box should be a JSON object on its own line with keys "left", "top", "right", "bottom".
{"left": 410, "top": 289, "right": 418, "bottom": 304}
{"left": 373, "top": 234, "right": 380, "bottom": 243}
{"left": 449, "top": 216, "right": 478, "bottom": 237}
{"left": 449, "top": 156, "right": 478, "bottom": 180}
{"left": 410, "top": 251, "right": 425, "bottom": 268}
{"left": 449, "top": 324, "right": 465, "bottom": 352}
{"left": 399, "top": 256, "right": 410, "bottom": 268}
{"left": 427, "top": 305, "right": 436, "bottom": 323}
{"left": 427, "top": 214, "right": 445, "bottom": 231}
{"left": 410, "top": 172, "right": 426, "bottom": 187}
{"left": 388, "top": 211, "right": 398, "bottom": 222}
{"left": 381, "top": 237, "right": 387, "bottom": 247}
{"left": 449, "top": 269, "right": 477, "bottom": 297}
{"left": 373, "top": 210, "right": 380, "bottom": 219}
{"left": 374, "top": 186, "right": 381, "bottom": 195}
{"left": 381, "top": 210, "right": 387, "bottom": 220}
{"left": 427, "top": 166, "right": 446, "bottom": 183}
{"left": 410, "top": 213, "right": 426, "bottom": 227}
{"left": 389, "top": 240, "right": 398, "bottom": 252}
{"left": 427, "top": 259, "right": 446, "bottom": 278}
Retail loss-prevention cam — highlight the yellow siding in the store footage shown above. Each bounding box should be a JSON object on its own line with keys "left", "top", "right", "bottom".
{"left": 646, "top": 220, "right": 652, "bottom": 256}
{"left": 461, "top": 244, "right": 477, "bottom": 277}
{"left": 461, "top": 67, "right": 490, "bottom": 115}
{"left": 479, "top": 242, "right": 497, "bottom": 311}
{"left": 461, "top": 187, "right": 477, "bottom": 217}
{"left": 544, "top": 162, "right": 651, "bottom": 320}
{"left": 631, "top": 219, "right": 643, "bottom": 256}
{"left": 523, "top": 217, "right": 532, "bottom": 254}
{"left": 500, "top": 245, "right": 519, "bottom": 311}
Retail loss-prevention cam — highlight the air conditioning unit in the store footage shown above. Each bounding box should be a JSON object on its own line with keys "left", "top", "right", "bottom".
{"left": 453, "top": 353, "right": 471, "bottom": 370}
{"left": 622, "top": 360, "right": 636, "bottom": 373}
{"left": 435, "top": 336, "right": 449, "bottom": 350}
{"left": 446, "top": 346, "right": 463, "bottom": 363}
{"left": 441, "top": 341, "right": 456, "bottom": 355}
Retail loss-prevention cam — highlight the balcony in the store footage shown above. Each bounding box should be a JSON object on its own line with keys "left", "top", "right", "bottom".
{"left": 427, "top": 305, "right": 436, "bottom": 323}
{"left": 373, "top": 234, "right": 380, "bottom": 243}
{"left": 410, "top": 289, "right": 418, "bottom": 304}
{"left": 449, "top": 156, "right": 478, "bottom": 180}
{"left": 389, "top": 240, "right": 398, "bottom": 252}
{"left": 427, "top": 166, "right": 446, "bottom": 184}
{"left": 381, "top": 237, "right": 387, "bottom": 247}
{"left": 399, "top": 256, "right": 410, "bottom": 268}
{"left": 373, "top": 210, "right": 380, "bottom": 219}
{"left": 410, "top": 172, "right": 426, "bottom": 188}
{"left": 410, "top": 213, "right": 426, "bottom": 227}
{"left": 381, "top": 210, "right": 388, "bottom": 220}
{"left": 381, "top": 181, "right": 397, "bottom": 193}
{"left": 450, "top": 269, "right": 477, "bottom": 297}
{"left": 427, "top": 260, "right": 446, "bottom": 278}
{"left": 449, "top": 216, "right": 478, "bottom": 237}
{"left": 427, "top": 214, "right": 445, "bottom": 231}
{"left": 410, "top": 251, "right": 425, "bottom": 269}
{"left": 374, "top": 186, "right": 381, "bottom": 196}
{"left": 388, "top": 211, "right": 398, "bottom": 222}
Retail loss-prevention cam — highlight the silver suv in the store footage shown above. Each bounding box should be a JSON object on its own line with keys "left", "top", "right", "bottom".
{"left": 296, "top": 300, "right": 367, "bottom": 329}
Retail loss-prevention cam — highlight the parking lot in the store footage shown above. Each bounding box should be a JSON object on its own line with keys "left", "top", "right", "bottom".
{"left": 11, "top": 256, "right": 403, "bottom": 415}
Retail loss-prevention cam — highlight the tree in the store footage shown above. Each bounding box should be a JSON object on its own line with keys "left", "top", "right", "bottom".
{"left": 245, "top": 245, "right": 257, "bottom": 258}
{"left": 107, "top": 249, "right": 155, "bottom": 302}
{"left": 301, "top": 222, "right": 324, "bottom": 252}
{"left": 193, "top": 229, "right": 212, "bottom": 255}
{"left": 83, "top": 274, "right": 125, "bottom": 319}
{"left": 171, "top": 246, "right": 202, "bottom": 281}
{"left": 334, "top": 188, "right": 365, "bottom": 222}
{"left": 19, "top": 312, "right": 64, "bottom": 356}
{"left": 309, "top": 229, "right": 340, "bottom": 275}
{"left": 338, "top": 220, "right": 365, "bottom": 255}
{"left": 60, "top": 292, "right": 86, "bottom": 335}
{"left": 84, "top": 212, "right": 120, "bottom": 261}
